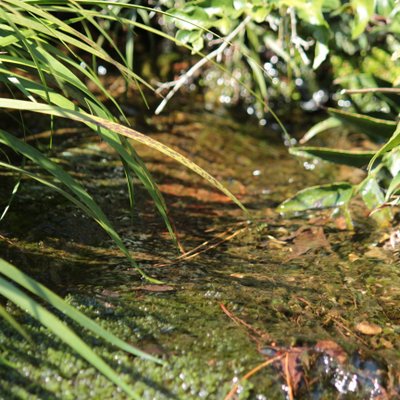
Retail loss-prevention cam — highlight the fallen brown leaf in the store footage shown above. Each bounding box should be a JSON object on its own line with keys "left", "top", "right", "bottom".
{"left": 280, "top": 348, "right": 305, "bottom": 394}
{"left": 364, "top": 246, "right": 392, "bottom": 261}
{"left": 315, "top": 340, "right": 347, "bottom": 364}
{"left": 287, "top": 227, "right": 332, "bottom": 260}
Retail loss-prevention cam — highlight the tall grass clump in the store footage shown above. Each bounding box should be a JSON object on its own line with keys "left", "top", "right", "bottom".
{"left": 0, "top": 1, "right": 245, "bottom": 395}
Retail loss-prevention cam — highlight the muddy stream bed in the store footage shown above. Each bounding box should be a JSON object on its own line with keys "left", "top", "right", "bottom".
{"left": 0, "top": 108, "right": 400, "bottom": 399}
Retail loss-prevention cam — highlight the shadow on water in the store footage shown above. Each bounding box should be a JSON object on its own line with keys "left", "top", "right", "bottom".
{"left": 0, "top": 109, "right": 399, "bottom": 398}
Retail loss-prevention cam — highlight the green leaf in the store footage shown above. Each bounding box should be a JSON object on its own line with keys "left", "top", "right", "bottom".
{"left": 358, "top": 176, "right": 392, "bottom": 225}
{"left": 0, "top": 303, "right": 31, "bottom": 342}
{"left": 327, "top": 108, "right": 398, "bottom": 140}
{"left": 0, "top": 129, "right": 133, "bottom": 266}
{"left": 300, "top": 117, "right": 342, "bottom": 143}
{"left": 176, "top": 29, "right": 204, "bottom": 52}
{"left": 369, "top": 121, "right": 400, "bottom": 170}
{"left": 383, "top": 146, "right": 400, "bottom": 177}
{"left": 168, "top": 7, "right": 211, "bottom": 30}
{"left": 289, "top": 146, "right": 375, "bottom": 168}
{"left": 386, "top": 172, "right": 400, "bottom": 199}
{"left": 278, "top": 182, "right": 354, "bottom": 214}
{"left": 4, "top": 74, "right": 180, "bottom": 252}
{"left": 351, "top": 0, "right": 375, "bottom": 39}
{"left": 250, "top": 6, "right": 269, "bottom": 23}
{"left": 313, "top": 26, "right": 330, "bottom": 69}
{"left": 203, "top": 0, "right": 235, "bottom": 17}
{"left": 291, "top": 0, "right": 329, "bottom": 27}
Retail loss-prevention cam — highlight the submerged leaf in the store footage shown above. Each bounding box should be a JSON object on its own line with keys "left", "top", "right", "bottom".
{"left": 287, "top": 227, "right": 331, "bottom": 260}
{"left": 355, "top": 321, "right": 382, "bottom": 336}
{"left": 278, "top": 182, "right": 354, "bottom": 214}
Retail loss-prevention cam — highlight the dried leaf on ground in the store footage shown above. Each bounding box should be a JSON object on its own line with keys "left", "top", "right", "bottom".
{"left": 315, "top": 340, "right": 347, "bottom": 364}
{"left": 280, "top": 348, "right": 305, "bottom": 394}
{"left": 287, "top": 227, "right": 332, "bottom": 260}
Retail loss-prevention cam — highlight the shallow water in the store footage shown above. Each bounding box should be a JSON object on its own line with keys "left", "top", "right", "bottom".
{"left": 0, "top": 109, "right": 399, "bottom": 399}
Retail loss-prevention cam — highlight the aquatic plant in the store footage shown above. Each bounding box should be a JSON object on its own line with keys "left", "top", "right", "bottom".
{"left": 279, "top": 86, "right": 400, "bottom": 227}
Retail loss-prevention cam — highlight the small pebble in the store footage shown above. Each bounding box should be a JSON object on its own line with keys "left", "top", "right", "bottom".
{"left": 355, "top": 321, "right": 382, "bottom": 336}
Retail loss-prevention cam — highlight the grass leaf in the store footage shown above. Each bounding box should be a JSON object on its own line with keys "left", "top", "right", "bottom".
{"left": 0, "top": 100, "right": 248, "bottom": 215}
{"left": 0, "top": 261, "right": 140, "bottom": 399}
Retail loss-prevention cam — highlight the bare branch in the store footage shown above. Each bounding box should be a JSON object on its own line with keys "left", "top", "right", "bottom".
{"left": 155, "top": 15, "right": 252, "bottom": 115}
{"left": 341, "top": 87, "right": 400, "bottom": 95}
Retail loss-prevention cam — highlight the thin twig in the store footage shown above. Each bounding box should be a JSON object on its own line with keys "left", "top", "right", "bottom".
{"left": 155, "top": 15, "right": 252, "bottom": 115}
{"left": 153, "top": 225, "right": 247, "bottom": 267}
{"left": 224, "top": 355, "right": 284, "bottom": 400}
{"left": 220, "top": 303, "right": 270, "bottom": 345}
{"left": 285, "top": 352, "right": 294, "bottom": 400}
{"left": 341, "top": 87, "right": 400, "bottom": 95}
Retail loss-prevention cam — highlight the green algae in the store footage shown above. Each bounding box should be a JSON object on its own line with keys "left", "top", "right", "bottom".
{"left": 0, "top": 110, "right": 399, "bottom": 398}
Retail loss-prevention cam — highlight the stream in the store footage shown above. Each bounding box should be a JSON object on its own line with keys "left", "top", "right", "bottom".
{"left": 0, "top": 107, "right": 399, "bottom": 399}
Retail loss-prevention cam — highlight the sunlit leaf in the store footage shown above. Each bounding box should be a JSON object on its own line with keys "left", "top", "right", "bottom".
{"left": 351, "top": 0, "right": 375, "bottom": 39}
{"left": 168, "top": 7, "right": 211, "bottom": 30}
{"left": 313, "top": 26, "right": 330, "bottom": 69}
{"left": 369, "top": 121, "right": 400, "bottom": 169}
{"left": 358, "top": 176, "right": 392, "bottom": 225}
{"left": 0, "top": 100, "right": 248, "bottom": 216}
{"left": 290, "top": 146, "right": 375, "bottom": 168}
{"left": 327, "top": 107, "right": 397, "bottom": 140}
{"left": 386, "top": 172, "right": 400, "bottom": 200}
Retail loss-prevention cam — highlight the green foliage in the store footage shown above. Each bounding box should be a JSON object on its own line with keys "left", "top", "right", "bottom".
{"left": 161, "top": 0, "right": 394, "bottom": 116}
{"left": 289, "top": 147, "right": 375, "bottom": 169}
{"left": 284, "top": 97, "right": 399, "bottom": 226}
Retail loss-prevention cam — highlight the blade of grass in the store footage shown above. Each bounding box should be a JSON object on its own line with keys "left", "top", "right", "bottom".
{"left": 0, "top": 256, "right": 161, "bottom": 363}
{"left": 2, "top": 73, "right": 181, "bottom": 249}
{"left": 0, "top": 271, "right": 140, "bottom": 399}
{"left": 0, "top": 128, "right": 159, "bottom": 282}
{"left": 0, "top": 303, "right": 31, "bottom": 341}
{"left": 0, "top": 99, "right": 249, "bottom": 215}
